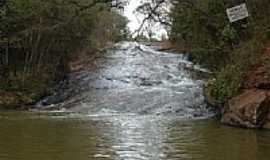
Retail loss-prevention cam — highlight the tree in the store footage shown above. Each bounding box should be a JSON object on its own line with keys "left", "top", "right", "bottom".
{"left": 0, "top": 0, "right": 128, "bottom": 94}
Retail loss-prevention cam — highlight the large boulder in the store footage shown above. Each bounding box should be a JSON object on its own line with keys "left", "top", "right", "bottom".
{"left": 221, "top": 89, "right": 270, "bottom": 128}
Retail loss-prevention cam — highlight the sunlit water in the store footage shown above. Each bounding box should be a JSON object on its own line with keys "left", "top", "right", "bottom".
{"left": 1, "top": 42, "right": 270, "bottom": 160}
{"left": 0, "top": 112, "right": 270, "bottom": 160}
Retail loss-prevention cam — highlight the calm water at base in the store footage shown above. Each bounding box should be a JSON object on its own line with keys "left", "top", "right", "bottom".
{"left": 1, "top": 42, "right": 269, "bottom": 160}
{"left": 0, "top": 111, "right": 270, "bottom": 160}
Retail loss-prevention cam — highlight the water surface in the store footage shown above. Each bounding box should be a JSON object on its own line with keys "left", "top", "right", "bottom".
{"left": 0, "top": 112, "right": 270, "bottom": 160}
{"left": 1, "top": 42, "right": 269, "bottom": 160}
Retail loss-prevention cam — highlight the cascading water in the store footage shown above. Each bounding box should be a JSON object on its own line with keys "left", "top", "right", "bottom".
{"left": 38, "top": 42, "right": 213, "bottom": 119}
{"left": 2, "top": 42, "right": 270, "bottom": 160}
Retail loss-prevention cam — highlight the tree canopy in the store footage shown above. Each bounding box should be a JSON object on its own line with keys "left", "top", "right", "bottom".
{"left": 0, "top": 0, "right": 128, "bottom": 101}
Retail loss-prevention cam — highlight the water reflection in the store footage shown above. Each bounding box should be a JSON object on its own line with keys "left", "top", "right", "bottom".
{"left": 109, "top": 116, "right": 168, "bottom": 160}
{"left": 0, "top": 112, "right": 270, "bottom": 160}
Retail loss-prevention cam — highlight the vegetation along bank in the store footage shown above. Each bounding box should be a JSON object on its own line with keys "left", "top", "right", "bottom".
{"left": 1, "top": 0, "right": 270, "bottom": 130}
{"left": 0, "top": 0, "right": 128, "bottom": 109}
{"left": 168, "top": 0, "right": 270, "bottom": 129}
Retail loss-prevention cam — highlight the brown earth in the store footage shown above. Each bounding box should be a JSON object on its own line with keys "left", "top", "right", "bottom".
{"left": 243, "top": 44, "right": 270, "bottom": 89}
{"left": 69, "top": 43, "right": 115, "bottom": 73}
{"left": 221, "top": 43, "right": 270, "bottom": 129}
{"left": 69, "top": 49, "right": 100, "bottom": 73}
{"left": 150, "top": 41, "right": 191, "bottom": 53}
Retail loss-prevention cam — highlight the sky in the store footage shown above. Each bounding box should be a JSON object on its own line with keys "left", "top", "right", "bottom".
{"left": 123, "top": 0, "right": 168, "bottom": 39}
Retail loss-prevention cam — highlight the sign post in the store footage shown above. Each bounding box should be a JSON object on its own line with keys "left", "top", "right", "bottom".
{"left": 226, "top": 3, "right": 249, "bottom": 23}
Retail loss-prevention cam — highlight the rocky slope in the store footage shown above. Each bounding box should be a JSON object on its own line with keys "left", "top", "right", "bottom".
{"left": 221, "top": 43, "right": 270, "bottom": 129}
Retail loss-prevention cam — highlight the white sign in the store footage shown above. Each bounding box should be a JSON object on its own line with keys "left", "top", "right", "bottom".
{"left": 226, "top": 3, "right": 249, "bottom": 23}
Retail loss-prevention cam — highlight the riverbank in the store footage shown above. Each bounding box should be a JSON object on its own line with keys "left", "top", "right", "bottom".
{"left": 201, "top": 40, "right": 270, "bottom": 129}
{"left": 219, "top": 43, "right": 270, "bottom": 129}
{"left": 154, "top": 39, "right": 270, "bottom": 129}
{"left": 0, "top": 75, "right": 58, "bottom": 110}
{"left": 2, "top": 39, "right": 270, "bottom": 130}
{"left": 0, "top": 44, "right": 113, "bottom": 110}
{"left": 0, "top": 0, "right": 128, "bottom": 110}
{"left": 0, "top": 43, "right": 270, "bottom": 160}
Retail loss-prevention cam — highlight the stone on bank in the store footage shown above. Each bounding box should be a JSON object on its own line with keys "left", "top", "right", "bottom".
{"left": 221, "top": 89, "right": 270, "bottom": 129}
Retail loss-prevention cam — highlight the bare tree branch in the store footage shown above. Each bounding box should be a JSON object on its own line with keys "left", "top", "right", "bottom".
{"left": 133, "top": 0, "right": 168, "bottom": 37}
{"left": 133, "top": 0, "right": 211, "bottom": 37}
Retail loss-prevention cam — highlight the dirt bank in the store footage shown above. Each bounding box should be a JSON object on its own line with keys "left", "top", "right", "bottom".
{"left": 221, "top": 42, "right": 270, "bottom": 129}
{"left": 149, "top": 41, "right": 191, "bottom": 53}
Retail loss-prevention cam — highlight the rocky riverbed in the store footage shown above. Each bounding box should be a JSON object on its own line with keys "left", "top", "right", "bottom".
{"left": 37, "top": 42, "right": 213, "bottom": 119}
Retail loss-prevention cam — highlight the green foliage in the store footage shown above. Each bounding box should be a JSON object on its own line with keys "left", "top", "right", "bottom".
{"left": 0, "top": 0, "right": 128, "bottom": 75}
{"left": 222, "top": 25, "right": 238, "bottom": 43}
{"left": 89, "top": 10, "right": 129, "bottom": 48}
{"left": 206, "top": 37, "right": 263, "bottom": 104}
{"left": 169, "top": 0, "right": 270, "bottom": 104}
{"left": 211, "top": 65, "right": 242, "bottom": 104}
{"left": 0, "top": 0, "right": 128, "bottom": 106}
{"left": 170, "top": 0, "right": 232, "bottom": 69}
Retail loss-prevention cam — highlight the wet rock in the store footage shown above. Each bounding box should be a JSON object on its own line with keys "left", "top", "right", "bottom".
{"left": 140, "top": 80, "right": 162, "bottom": 86}
{"left": 37, "top": 42, "right": 212, "bottom": 119}
{"left": 221, "top": 89, "right": 270, "bottom": 128}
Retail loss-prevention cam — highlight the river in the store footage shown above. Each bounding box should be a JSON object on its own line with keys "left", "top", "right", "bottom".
{"left": 0, "top": 42, "right": 270, "bottom": 160}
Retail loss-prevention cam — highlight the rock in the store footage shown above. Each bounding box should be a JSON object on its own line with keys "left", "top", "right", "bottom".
{"left": 203, "top": 79, "right": 221, "bottom": 107}
{"left": 262, "top": 111, "right": 270, "bottom": 129}
{"left": 222, "top": 44, "right": 270, "bottom": 129}
{"left": 221, "top": 89, "right": 270, "bottom": 128}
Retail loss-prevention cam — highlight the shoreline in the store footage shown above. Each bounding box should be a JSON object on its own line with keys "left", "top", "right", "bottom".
{"left": 2, "top": 41, "right": 270, "bottom": 131}
{"left": 151, "top": 40, "right": 270, "bottom": 130}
